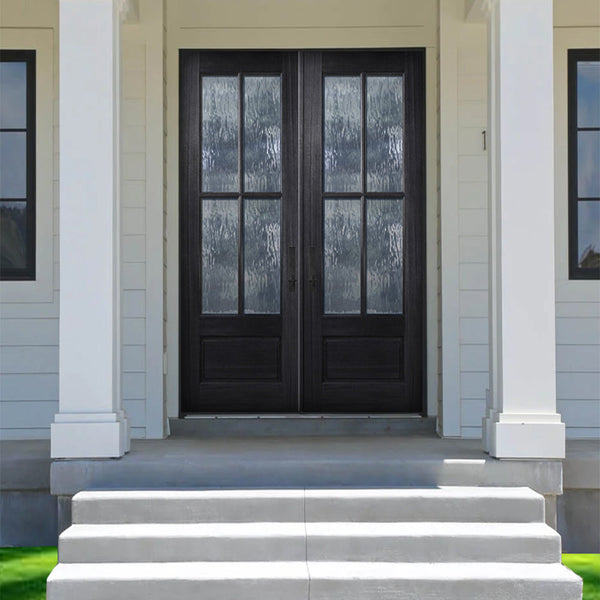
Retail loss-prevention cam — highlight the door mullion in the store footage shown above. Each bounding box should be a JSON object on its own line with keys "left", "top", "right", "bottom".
{"left": 237, "top": 73, "right": 244, "bottom": 315}
{"left": 360, "top": 72, "right": 367, "bottom": 316}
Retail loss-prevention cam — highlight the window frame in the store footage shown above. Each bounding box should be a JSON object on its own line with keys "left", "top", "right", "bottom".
{"left": 0, "top": 49, "right": 36, "bottom": 280}
{"left": 568, "top": 48, "right": 600, "bottom": 280}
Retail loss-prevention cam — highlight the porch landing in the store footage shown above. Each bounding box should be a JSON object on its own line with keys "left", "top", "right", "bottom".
{"left": 50, "top": 427, "right": 563, "bottom": 527}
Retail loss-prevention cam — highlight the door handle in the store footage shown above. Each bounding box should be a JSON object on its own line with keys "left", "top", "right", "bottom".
{"left": 288, "top": 246, "right": 296, "bottom": 291}
{"left": 308, "top": 246, "right": 318, "bottom": 289}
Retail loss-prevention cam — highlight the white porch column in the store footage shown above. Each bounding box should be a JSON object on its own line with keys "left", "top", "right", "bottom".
{"left": 51, "top": 0, "right": 131, "bottom": 458}
{"left": 482, "top": 0, "right": 565, "bottom": 459}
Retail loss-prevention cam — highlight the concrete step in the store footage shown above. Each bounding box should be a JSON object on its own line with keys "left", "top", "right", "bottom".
{"left": 46, "top": 562, "right": 309, "bottom": 600}
{"left": 60, "top": 522, "right": 307, "bottom": 562}
{"left": 72, "top": 489, "right": 305, "bottom": 524}
{"left": 46, "top": 561, "right": 582, "bottom": 600}
{"left": 72, "top": 486, "right": 545, "bottom": 524}
{"left": 308, "top": 562, "right": 582, "bottom": 600}
{"left": 59, "top": 521, "right": 560, "bottom": 564}
{"left": 304, "top": 487, "right": 545, "bottom": 522}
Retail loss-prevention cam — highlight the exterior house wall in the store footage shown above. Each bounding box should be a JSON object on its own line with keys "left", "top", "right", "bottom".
{"left": 0, "top": 0, "right": 165, "bottom": 440}
{"left": 0, "top": 0, "right": 598, "bottom": 441}
{"left": 164, "top": 0, "right": 441, "bottom": 420}
{"left": 0, "top": 0, "right": 59, "bottom": 440}
{"left": 553, "top": 1, "right": 600, "bottom": 440}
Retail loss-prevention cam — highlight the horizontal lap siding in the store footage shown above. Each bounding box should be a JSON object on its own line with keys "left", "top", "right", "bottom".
{"left": 121, "top": 39, "right": 148, "bottom": 436}
{"left": 0, "top": 20, "right": 149, "bottom": 439}
{"left": 457, "top": 25, "right": 489, "bottom": 439}
{"left": 0, "top": 3, "right": 59, "bottom": 439}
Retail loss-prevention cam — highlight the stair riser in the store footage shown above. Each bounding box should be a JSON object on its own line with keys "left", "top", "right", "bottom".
{"left": 305, "top": 497, "right": 544, "bottom": 523}
{"left": 47, "top": 579, "right": 309, "bottom": 600}
{"left": 73, "top": 495, "right": 305, "bottom": 524}
{"left": 59, "top": 534, "right": 560, "bottom": 564}
{"left": 46, "top": 577, "right": 581, "bottom": 600}
{"left": 309, "top": 579, "right": 582, "bottom": 600}
{"left": 73, "top": 495, "right": 544, "bottom": 524}
{"left": 60, "top": 535, "right": 306, "bottom": 563}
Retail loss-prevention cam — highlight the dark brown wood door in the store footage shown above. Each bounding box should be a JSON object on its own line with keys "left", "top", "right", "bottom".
{"left": 180, "top": 50, "right": 425, "bottom": 414}
{"left": 180, "top": 51, "right": 298, "bottom": 412}
{"left": 301, "top": 51, "right": 425, "bottom": 412}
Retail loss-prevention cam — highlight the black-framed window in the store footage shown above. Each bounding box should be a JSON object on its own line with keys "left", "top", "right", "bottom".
{"left": 0, "top": 50, "right": 35, "bottom": 280}
{"left": 569, "top": 49, "right": 600, "bottom": 279}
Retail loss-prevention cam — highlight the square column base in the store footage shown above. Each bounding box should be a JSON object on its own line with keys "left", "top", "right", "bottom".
{"left": 51, "top": 412, "right": 129, "bottom": 459}
{"left": 484, "top": 412, "right": 565, "bottom": 459}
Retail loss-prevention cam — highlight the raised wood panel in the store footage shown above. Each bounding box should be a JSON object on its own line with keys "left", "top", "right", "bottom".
{"left": 0, "top": 318, "right": 58, "bottom": 346}
{"left": 554, "top": 0, "right": 600, "bottom": 27}
{"left": 122, "top": 263, "right": 146, "bottom": 290}
{"left": 458, "top": 157, "right": 487, "bottom": 182}
{"left": 458, "top": 100, "right": 487, "bottom": 127}
{"left": 556, "top": 302, "right": 600, "bottom": 318}
{"left": 202, "top": 338, "right": 281, "bottom": 381}
{"left": 324, "top": 338, "right": 403, "bottom": 381}
{"left": 122, "top": 235, "right": 146, "bottom": 262}
{"left": 459, "top": 209, "right": 487, "bottom": 236}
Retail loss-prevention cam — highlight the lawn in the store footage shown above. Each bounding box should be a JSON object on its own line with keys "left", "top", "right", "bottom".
{"left": 0, "top": 548, "right": 597, "bottom": 599}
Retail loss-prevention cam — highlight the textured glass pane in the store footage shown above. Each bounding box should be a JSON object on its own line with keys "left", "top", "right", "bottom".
{"left": 202, "top": 199, "right": 238, "bottom": 314}
{"left": 367, "top": 76, "right": 403, "bottom": 192}
{"left": 578, "top": 131, "right": 600, "bottom": 198}
{"left": 367, "top": 199, "right": 403, "bottom": 314}
{"left": 578, "top": 201, "right": 600, "bottom": 269}
{"left": 0, "top": 201, "right": 27, "bottom": 269}
{"left": 578, "top": 61, "right": 600, "bottom": 128}
{"left": 324, "top": 199, "right": 361, "bottom": 314}
{"left": 323, "top": 77, "right": 361, "bottom": 192}
{"left": 0, "top": 62, "right": 27, "bottom": 129}
{"left": 244, "top": 77, "right": 281, "bottom": 192}
{"left": 0, "top": 132, "right": 26, "bottom": 198}
{"left": 202, "top": 77, "right": 239, "bottom": 192}
{"left": 244, "top": 199, "right": 281, "bottom": 314}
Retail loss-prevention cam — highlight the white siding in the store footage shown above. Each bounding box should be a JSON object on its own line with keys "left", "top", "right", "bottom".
{"left": 0, "top": 1, "right": 59, "bottom": 440}
{"left": 554, "top": 8, "right": 600, "bottom": 440}
{"left": 0, "top": 0, "right": 165, "bottom": 440}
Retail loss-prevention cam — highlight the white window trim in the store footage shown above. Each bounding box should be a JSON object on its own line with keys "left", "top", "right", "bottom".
{"left": 554, "top": 27, "right": 600, "bottom": 301}
{"left": 0, "top": 29, "right": 54, "bottom": 303}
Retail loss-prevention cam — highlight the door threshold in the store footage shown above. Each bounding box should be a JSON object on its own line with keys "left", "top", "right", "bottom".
{"left": 182, "top": 414, "right": 426, "bottom": 420}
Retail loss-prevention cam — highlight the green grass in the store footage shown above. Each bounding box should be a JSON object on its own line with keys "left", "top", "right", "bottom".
{"left": 0, "top": 548, "right": 597, "bottom": 599}
{"left": 563, "top": 554, "right": 600, "bottom": 600}
{"left": 0, "top": 547, "right": 57, "bottom": 600}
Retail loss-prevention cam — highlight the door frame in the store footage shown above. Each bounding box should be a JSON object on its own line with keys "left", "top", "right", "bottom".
{"left": 178, "top": 49, "right": 427, "bottom": 415}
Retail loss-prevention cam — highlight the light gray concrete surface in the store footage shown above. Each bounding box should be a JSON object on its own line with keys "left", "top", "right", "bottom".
{"left": 0, "top": 440, "right": 57, "bottom": 546}
{"left": 50, "top": 434, "right": 563, "bottom": 496}
{"left": 558, "top": 439, "right": 600, "bottom": 552}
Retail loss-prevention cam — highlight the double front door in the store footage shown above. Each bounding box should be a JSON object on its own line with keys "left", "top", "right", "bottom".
{"left": 180, "top": 50, "right": 425, "bottom": 414}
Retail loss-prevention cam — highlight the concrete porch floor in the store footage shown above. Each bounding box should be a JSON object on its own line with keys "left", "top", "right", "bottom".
{"left": 2, "top": 434, "right": 598, "bottom": 549}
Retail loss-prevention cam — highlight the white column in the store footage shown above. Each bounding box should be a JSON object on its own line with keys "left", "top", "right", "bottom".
{"left": 483, "top": 0, "right": 565, "bottom": 459}
{"left": 51, "top": 0, "right": 129, "bottom": 458}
